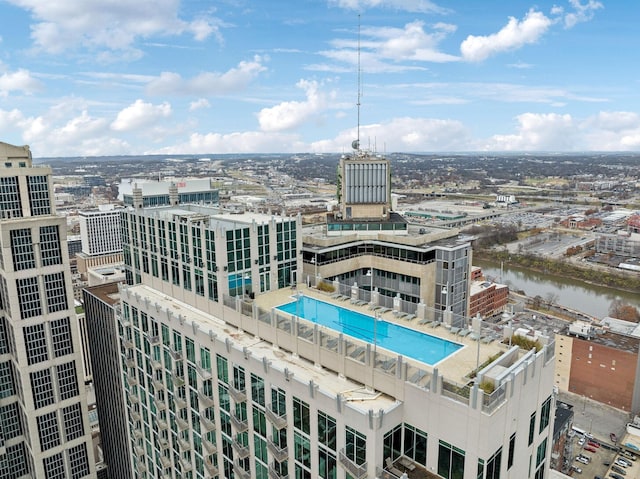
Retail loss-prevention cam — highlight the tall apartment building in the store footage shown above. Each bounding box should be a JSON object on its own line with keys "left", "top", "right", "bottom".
{"left": 0, "top": 142, "right": 95, "bottom": 478}
{"left": 83, "top": 282, "right": 133, "bottom": 479}
{"left": 118, "top": 149, "right": 555, "bottom": 479}
{"left": 303, "top": 148, "right": 472, "bottom": 326}
{"left": 79, "top": 204, "right": 124, "bottom": 256}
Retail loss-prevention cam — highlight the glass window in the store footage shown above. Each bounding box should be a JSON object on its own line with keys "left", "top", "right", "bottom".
{"left": 539, "top": 396, "right": 552, "bottom": 433}
{"left": 438, "top": 440, "right": 465, "bottom": 479}
{"left": 293, "top": 397, "right": 310, "bottom": 435}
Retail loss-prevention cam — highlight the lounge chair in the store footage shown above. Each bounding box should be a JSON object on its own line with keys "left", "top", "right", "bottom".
{"left": 458, "top": 329, "right": 470, "bottom": 338}
{"left": 330, "top": 292, "right": 341, "bottom": 299}
{"left": 450, "top": 327, "right": 460, "bottom": 335}
{"left": 481, "top": 336, "right": 494, "bottom": 344}
{"left": 405, "top": 314, "right": 416, "bottom": 321}
{"left": 469, "top": 332, "right": 481, "bottom": 341}
{"left": 418, "top": 319, "right": 432, "bottom": 326}
{"left": 430, "top": 321, "right": 441, "bottom": 328}
{"left": 409, "top": 369, "right": 428, "bottom": 383}
{"left": 379, "top": 307, "right": 391, "bottom": 314}
{"left": 385, "top": 458, "right": 403, "bottom": 477}
{"left": 349, "top": 346, "right": 365, "bottom": 359}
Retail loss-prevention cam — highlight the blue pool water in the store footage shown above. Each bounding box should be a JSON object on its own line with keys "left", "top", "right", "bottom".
{"left": 276, "top": 296, "right": 462, "bottom": 365}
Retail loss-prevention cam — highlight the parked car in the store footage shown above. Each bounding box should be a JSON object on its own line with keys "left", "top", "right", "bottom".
{"left": 578, "top": 437, "right": 586, "bottom": 446}
{"left": 622, "top": 451, "right": 636, "bottom": 461}
{"left": 614, "top": 458, "right": 628, "bottom": 468}
{"left": 578, "top": 454, "right": 591, "bottom": 464}
{"left": 610, "top": 473, "right": 624, "bottom": 479}
{"left": 611, "top": 465, "right": 626, "bottom": 475}
{"left": 584, "top": 446, "right": 597, "bottom": 453}
{"left": 576, "top": 456, "right": 589, "bottom": 465}
{"left": 588, "top": 441, "right": 600, "bottom": 448}
{"left": 617, "top": 457, "right": 632, "bottom": 467}
{"left": 571, "top": 465, "right": 582, "bottom": 474}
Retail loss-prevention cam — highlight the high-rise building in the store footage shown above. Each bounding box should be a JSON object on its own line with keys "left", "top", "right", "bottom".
{"left": 83, "top": 282, "right": 132, "bottom": 479}
{"left": 119, "top": 189, "right": 555, "bottom": 479}
{"left": 79, "top": 204, "right": 124, "bottom": 256}
{"left": 0, "top": 142, "right": 95, "bottom": 478}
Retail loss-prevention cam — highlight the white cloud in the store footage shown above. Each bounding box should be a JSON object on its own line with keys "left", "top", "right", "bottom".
{"left": 258, "top": 80, "right": 332, "bottom": 132}
{"left": 564, "top": 0, "right": 603, "bottom": 28}
{"left": 189, "top": 98, "right": 211, "bottom": 111}
{"left": 147, "top": 56, "right": 267, "bottom": 96}
{"left": 311, "top": 117, "right": 470, "bottom": 152}
{"left": 328, "top": 0, "right": 449, "bottom": 14}
{"left": 460, "top": 10, "right": 553, "bottom": 62}
{"left": 483, "top": 113, "right": 576, "bottom": 150}
{"left": 151, "top": 131, "right": 306, "bottom": 155}
{"left": 111, "top": 99, "right": 171, "bottom": 131}
{"left": 6, "top": 0, "right": 221, "bottom": 54}
{"left": 0, "top": 69, "right": 42, "bottom": 96}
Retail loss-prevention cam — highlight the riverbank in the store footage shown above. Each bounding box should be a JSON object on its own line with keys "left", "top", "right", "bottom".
{"left": 475, "top": 249, "right": 640, "bottom": 294}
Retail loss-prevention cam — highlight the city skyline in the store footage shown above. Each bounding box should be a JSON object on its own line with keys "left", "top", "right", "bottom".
{"left": 1, "top": 0, "right": 639, "bottom": 157}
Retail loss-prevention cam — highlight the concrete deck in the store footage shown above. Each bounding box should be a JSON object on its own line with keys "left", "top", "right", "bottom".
{"left": 255, "top": 284, "right": 507, "bottom": 385}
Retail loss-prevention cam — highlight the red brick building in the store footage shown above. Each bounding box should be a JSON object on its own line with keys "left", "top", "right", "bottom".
{"left": 555, "top": 320, "right": 640, "bottom": 411}
{"left": 469, "top": 280, "right": 509, "bottom": 318}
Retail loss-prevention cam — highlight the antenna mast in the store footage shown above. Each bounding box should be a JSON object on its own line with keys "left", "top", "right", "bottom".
{"left": 357, "top": 14, "right": 362, "bottom": 148}
{"left": 354, "top": 14, "right": 362, "bottom": 152}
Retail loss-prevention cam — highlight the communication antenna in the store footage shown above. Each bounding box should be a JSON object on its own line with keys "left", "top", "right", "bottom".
{"left": 352, "top": 14, "right": 362, "bottom": 152}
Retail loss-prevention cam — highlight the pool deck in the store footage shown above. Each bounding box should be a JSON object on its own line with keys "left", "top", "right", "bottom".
{"left": 255, "top": 284, "right": 507, "bottom": 386}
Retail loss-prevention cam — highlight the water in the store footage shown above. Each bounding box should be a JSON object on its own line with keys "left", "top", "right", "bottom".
{"left": 476, "top": 260, "right": 640, "bottom": 319}
{"left": 276, "top": 296, "right": 462, "bottom": 365}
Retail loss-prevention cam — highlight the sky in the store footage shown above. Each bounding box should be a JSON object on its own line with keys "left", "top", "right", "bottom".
{"left": 1, "top": 0, "right": 639, "bottom": 157}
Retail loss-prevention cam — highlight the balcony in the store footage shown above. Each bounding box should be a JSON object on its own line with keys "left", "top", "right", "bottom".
{"left": 125, "top": 356, "right": 135, "bottom": 368}
{"left": 156, "top": 400, "right": 166, "bottom": 411}
{"left": 133, "top": 429, "right": 143, "bottom": 439}
{"left": 230, "top": 414, "right": 248, "bottom": 432}
{"left": 150, "top": 359, "right": 163, "bottom": 370}
{"left": 267, "top": 437, "right": 289, "bottom": 463}
{"left": 136, "top": 461, "right": 147, "bottom": 474}
{"left": 204, "top": 458, "right": 218, "bottom": 476}
{"left": 128, "top": 393, "right": 139, "bottom": 404}
{"left": 176, "top": 417, "right": 189, "bottom": 431}
{"left": 203, "top": 438, "right": 217, "bottom": 455}
{"left": 133, "top": 444, "right": 144, "bottom": 456}
{"left": 169, "top": 346, "right": 183, "bottom": 361}
{"left": 201, "top": 416, "right": 216, "bottom": 432}
{"left": 126, "top": 376, "right": 138, "bottom": 387}
{"left": 123, "top": 339, "right": 134, "bottom": 350}
{"left": 196, "top": 363, "right": 212, "bottom": 380}
{"left": 233, "top": 462, "right": 250, "bottom": 479}
{"left": 180, "top": 457, "right": 193, "bottom": 472}
{"left": 153, "top": 379, "right": 165, "bottom": 391}
{"left": 157, "top": 418, "right": 168, "bottom": 430}
{"left": 232, "top": 440, "right": 250, "bottom": 459}
{"left": 229, "top": 384, "right": 247, "bottom": 403}
{"left": 177, "top": 437, "right": 190, "bottom": 451}
{"left": 265, "top": 405, "right": 287, "bottom": 429}
{"left": 175, "top": 396, "right": 187, "bottom": 410}
{"left": 131, "top": 411, "right": 141, "bottom": 422}
{"left": 145, "top": 334, "right": 161, "bottom": 346}
{"left": 269, "top": 463, "right": 289, "bottom": 479}
{"left": 198, "top": 389, "right": 215, "bottom": 408}
{"left": 174, "top": 375, "right": 185, "bottom": 388}
{"left": 338, "top": 450, "right": 367, "bottom": 479}
{"left": 159, "top": 438, "right": 170, "bottom": 450}
{"left": 160, "top": 455, "right": 172, "bottom": 468}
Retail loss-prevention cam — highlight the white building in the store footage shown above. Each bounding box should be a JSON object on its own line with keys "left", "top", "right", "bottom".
{"left": 118, "top": 192, "right": 555, "bottom": 479}
{"left": 0, "top": 142, "right": 96, "bottom": 478}
{"left": 79, "top": 204, "right": 124, "bottom": 256}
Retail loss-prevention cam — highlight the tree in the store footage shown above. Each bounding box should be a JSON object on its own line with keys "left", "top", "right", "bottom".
{"left": 545, "top": 292, "right": 559, "bottom": 307}
{"left": 609, "top": 299, "right": 640, "bottom": 322}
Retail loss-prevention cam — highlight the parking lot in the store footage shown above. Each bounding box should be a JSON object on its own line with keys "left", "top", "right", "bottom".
{"left": 568, "top": 434, "right": 617, "bottom": 477}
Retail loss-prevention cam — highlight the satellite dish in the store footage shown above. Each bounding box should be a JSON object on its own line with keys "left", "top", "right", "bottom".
{"left": 351, "top": 139, "right": 359, "bottom": 150}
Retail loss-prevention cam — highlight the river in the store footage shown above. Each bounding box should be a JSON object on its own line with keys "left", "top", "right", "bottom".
{"left": 475, "top": 259, "right": 640, "bottom": 320}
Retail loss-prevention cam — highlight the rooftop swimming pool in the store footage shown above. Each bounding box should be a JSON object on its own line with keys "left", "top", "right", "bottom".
{"left": 276, "top": 295, "right": 462, "bottom": 366}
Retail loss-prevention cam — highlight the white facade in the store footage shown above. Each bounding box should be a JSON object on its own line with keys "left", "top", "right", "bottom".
{"left": 119, "top": 282, "right": 556, "bottom": 479}
{"left": 0, "top": 142, "right": 96, "bottom": 478}
{"left": 79, "top": 204, "right": 123, "bottom": 256}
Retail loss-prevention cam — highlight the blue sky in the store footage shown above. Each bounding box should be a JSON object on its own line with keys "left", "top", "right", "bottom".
{"left": 0, "top": 0, "right": 638, "bottom": 157}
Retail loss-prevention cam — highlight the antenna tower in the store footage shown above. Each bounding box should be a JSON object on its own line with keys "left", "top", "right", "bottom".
{"left": 353, "top": 14, "right": 362, "bottom": 152}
